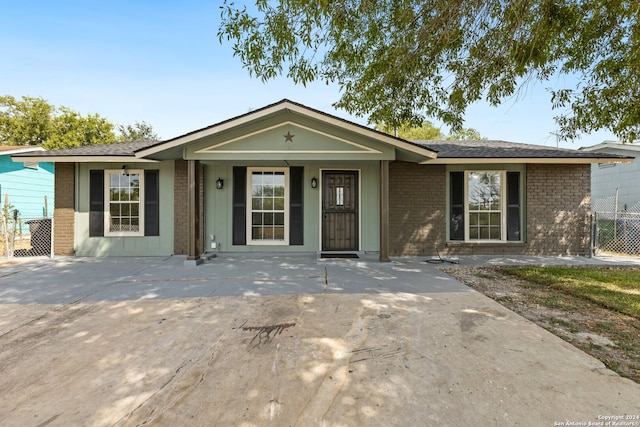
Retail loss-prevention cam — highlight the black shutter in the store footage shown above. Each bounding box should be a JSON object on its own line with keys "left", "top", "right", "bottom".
{"left": 232, "top": 167, "right": 247, "bottom": 245}
{"left": 506, "top": 172, "right": 521, "bottom": 241}
{"left": 89, "top": 170, "right": 104, "bottom": 237}
{"left": 289, "top": 166, "right": 304, "bottom": 245}
{"left": 450, "top": 171, "right": 465, "bottom": 241}
{"left": 144, "top": 170, "right": 160, "bottom": 236}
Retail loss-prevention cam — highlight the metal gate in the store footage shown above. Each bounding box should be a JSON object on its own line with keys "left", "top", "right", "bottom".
{"left": 592, "top": 211, "right": 640, "bottom": 256}
{"left": 0, "top": 212, "right": 53, "bottom": 258}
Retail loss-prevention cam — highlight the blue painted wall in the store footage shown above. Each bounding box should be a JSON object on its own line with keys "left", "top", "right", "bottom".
{"left": 0, "top": 155, "right": 54, "bottom": 219}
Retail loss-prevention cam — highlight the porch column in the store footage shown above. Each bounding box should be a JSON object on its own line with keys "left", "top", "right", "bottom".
{"left": 380, "top": 160, "right": 390, "bottom": 262}
{"left": 187, "top": 159, "right": 201, "bottom": 263}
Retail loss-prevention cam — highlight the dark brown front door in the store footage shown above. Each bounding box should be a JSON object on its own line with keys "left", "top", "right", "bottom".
{"left": 322, "top": 171, "right": 359, "bottom": 251}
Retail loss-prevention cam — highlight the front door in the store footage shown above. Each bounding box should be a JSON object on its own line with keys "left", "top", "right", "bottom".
{"left": 322, "top": 171, "right": 359, "bottom": 251}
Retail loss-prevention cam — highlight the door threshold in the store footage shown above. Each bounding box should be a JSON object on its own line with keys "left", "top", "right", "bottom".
{"left": 320, "top": 252, "right": 359, "bottom": 259}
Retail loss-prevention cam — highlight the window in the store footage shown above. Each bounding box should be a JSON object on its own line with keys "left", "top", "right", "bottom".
{"left": 247, "top": 168, "right": 289, "bottom": 244}
{"left": 105, "top": 170, "right": 144, "bottom": 236}
{"left": 468, "top": 171, "right": 502, "bottom": 240}
{"left": 450, "top": 170, "right": 522, "bottom": 242}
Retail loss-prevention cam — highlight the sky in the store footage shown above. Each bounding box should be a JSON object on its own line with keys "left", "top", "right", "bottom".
{"left": 1, "top": 1, "right": 617, "bottom": 149}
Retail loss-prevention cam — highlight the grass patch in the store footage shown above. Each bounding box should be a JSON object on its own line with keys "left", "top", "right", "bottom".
{"left": 501, "top": 266, "right": 640, "bottom": 319}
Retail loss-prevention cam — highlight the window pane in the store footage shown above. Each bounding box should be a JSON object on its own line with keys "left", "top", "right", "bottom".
{"left": 274, "top": 213, "right": 284, "bottom": 226}
{"left": 131, "top": 187, "right": 140, "bottom": 201}
{"left": 490, "top": 226, "right": 501, "bottom": 240}
{"left": 264, "top": 213, "right": 274, "bottom": 225}
{"left": 469, "top": 212, "right": 478, "bottom": 226}
{"left": 273, "top": 173, "right": 285, "bottom": 186}
{"left": 110, "top": 188, "right": 120, "bottom": 201}
{"left": 273, "top": 226, "right": 285, "bottom": 240}
{"left": 131, "top": 203, "right": 139, "bottom": 217}
{"left": 252, "top": 227, "right": 262, "bottom": 240}
{"left": 263, "top": 198, "right": 273, "bottom": 210}
{"left": 274, "top": 197, "right": 284, "bottom": 210}
{"left": 469, "top": 227, "right": 478, "bottom": 239}
{"left": 489, "top": 212, "right": 500, "bottom": 226}
{"left": 274, "top": 185, "right": 284, "bottom": 197}
{"left": 110, "top": 204, "right": 120, "bottom": 217}
{"left": 130, "top": 175, "right": 140, "bottom": 188}
{"left": 479, "top": 212, "right": 489, "bottom": 225}
{"left": 252, "top": 212, "right": 262, "bottom": 226}
{"left": 110, "top": 218, "right": 120, "bottom": 231}
{"left": 110, "top": 174, "right": 120, "bottom": 187}
{"left": 252, "top": 197, "right": 262, "bottom": 210}
{"left": 468, "top": 172, "right": 501, "bottom": 210}
{"left": 263, "top": 227, "right": 274, "bottom": 240}
{"left": 479, "top": 226, "right": 490, "bottom": 239}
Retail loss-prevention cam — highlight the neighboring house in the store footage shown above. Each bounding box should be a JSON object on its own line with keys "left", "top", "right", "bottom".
{"left": 0, "top": 146, "right": 54, "bottom": 219}
{"left": 579, "top": 141, "right": 640, "bottom": 212}
{"left": 12, "top": 100, "right": 632, "bottom": 261}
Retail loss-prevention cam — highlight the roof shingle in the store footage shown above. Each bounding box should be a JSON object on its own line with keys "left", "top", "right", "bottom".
{"left": 415, "top": 140, "right": 628, "bottom": 159}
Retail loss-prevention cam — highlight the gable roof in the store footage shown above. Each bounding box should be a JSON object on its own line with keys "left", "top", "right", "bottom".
{"left": 416, "top": 140, "right": 634, "bottom": 164}
{"left": 134, "top": 99, "right": 438, "bottom": 161}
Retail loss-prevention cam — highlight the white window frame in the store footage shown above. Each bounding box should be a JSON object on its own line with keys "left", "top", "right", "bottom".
{"left": 246, "top": 167, "right": 289, "bottom": 246}
{"left": 464, "top": 170, "right": 507, "bottom": 242}
{"left": 104, "top": 169, "right": 145, "bottom": 237}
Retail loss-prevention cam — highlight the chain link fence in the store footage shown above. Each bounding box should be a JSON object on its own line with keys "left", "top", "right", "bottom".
{"left": 0, "top": 213, "right": 53, "bottom": 258}
{"left": 592, "top": 211, "right": 640, "bottom": 256}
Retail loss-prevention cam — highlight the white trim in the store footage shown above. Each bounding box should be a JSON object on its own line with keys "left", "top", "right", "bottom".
{"left": 103, "top": 169, "right": 145, "bottom": 237}
{"left": 194, "top": 121, "right": 382, "bottom": 155}
{"left": 10, "top": 156, "right": 158, "bottom": 163}
{"left": 246, "top": 167, "right": 290, "bottom": 246}
{"left": 1, "top": 146, "right": 45, "bottom": 156}
{"left": 579, "top": 141, "right": 640, "bottom": 153}
{"left": 422, "top": 157, "right": 633, "bottom": 165}
{"left": 318, "top": 168, "right": 362, "bottom": 252}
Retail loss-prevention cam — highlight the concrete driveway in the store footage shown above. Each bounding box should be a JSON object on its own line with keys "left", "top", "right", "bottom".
{"left": 1, "top": 254, "right": 639, "bottom": 426}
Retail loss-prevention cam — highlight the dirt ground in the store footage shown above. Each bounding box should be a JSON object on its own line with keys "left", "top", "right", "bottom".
{"left": 443, "top": 266, "right": 640, "bottom": 384}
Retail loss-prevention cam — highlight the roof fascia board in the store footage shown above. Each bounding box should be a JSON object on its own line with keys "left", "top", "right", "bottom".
{"left": 580, "top": 142, "right": 640, "bottom": 153}
{"left": 11, "top": 156, "right": 159, "bottom": 163}
{"left": 1, "top": 147, "right": 46, "bottom": 156}
{"left": 421, "top": 157, "right": 634, "bottom": 165}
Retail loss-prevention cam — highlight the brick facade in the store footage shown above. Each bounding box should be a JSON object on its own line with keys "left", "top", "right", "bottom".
{"left": 173, "top": 160, "right": 205, "bottom": 255}
{"left": 524, "top": 163, "right": 591, "bottom": 255}
{"left": 173, "top": 159, "right": 189, "bottom": 255}
{"left": 389, "top": 161, "right": 591, "bottom": 256}
{"left": 389, "top": 162, "right": 447, "bottom": 255}
{"left": 53, "top": 163, "right": 75, "bottom": 256}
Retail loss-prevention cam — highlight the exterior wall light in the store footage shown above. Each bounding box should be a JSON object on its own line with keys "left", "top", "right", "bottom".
{"left": 216, "top": 178, "right": 224, "bottom": 189}
{"left": 121, "top": 165, "right": 127, "bottom": 175}
{"left": 311, "top": 177, "right": 318, "bottom": 189}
